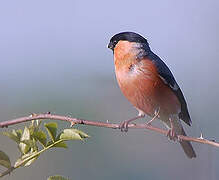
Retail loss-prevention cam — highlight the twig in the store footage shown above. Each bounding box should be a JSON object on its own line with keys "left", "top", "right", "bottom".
{"left": 0, "top": 113, "right": 218, "bottom": 148}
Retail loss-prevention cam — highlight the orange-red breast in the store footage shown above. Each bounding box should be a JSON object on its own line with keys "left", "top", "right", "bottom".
{"left": 108, "top": 32, "right": 196, "bottom": 158}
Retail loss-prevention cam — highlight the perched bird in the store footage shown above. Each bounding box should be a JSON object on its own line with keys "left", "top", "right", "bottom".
{"left": 108, "top": 32, "right": 196, "bottom": 158}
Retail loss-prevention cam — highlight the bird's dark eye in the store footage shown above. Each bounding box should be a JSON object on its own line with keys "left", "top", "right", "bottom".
{"left": 113, "top": 40, "right": 117, "bottom": 46}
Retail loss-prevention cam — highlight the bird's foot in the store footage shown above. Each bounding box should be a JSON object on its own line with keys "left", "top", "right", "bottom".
{"left": 177, "top": 135, "right": 182, "bottom": 142}
{"left": 166, "top": 116, "right": 178, "bottom": 141}
{"left": 166, "top": 128, "right": 177, "bottom": 141}
{"left": 119, "top": 120, "right": 130, "bottom": 132}
{"left": 119, "top": 115, "right": 145, "bottom": 132}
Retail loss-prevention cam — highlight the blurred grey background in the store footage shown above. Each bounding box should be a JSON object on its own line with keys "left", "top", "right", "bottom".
{"left": 0, "top": 0, "right": 219, "bottom": 179}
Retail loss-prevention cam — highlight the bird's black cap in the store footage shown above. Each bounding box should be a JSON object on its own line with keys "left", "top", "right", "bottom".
{"left": 108, "top": 32, "right": 148, "bottom": 50}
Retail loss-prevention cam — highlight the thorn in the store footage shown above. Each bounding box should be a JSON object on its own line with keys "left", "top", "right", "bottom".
{"left": 30, "top": 113, "right": 37, "bottom": 117}
{"left": 198, "top": 133, "right": 204, "bottom": 140}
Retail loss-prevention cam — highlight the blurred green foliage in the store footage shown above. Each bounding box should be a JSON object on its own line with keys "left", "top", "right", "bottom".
{"left": 0, "top": 120, "right": 89, "bottom": 178}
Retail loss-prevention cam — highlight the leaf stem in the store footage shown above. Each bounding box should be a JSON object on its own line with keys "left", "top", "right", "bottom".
{"left": 0, "top": 139, "right": 65, "bottom": 177}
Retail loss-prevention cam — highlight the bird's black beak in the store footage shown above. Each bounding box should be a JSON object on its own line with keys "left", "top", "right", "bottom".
{"left": 108, "top": 42, "right": 114, "bottom": 50}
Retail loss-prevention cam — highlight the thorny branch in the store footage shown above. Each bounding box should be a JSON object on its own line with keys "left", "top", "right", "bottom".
{"left": 0, "top": 113, "right": 219, "bottom": 147}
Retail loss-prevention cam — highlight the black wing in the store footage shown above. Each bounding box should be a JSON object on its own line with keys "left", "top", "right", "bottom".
{"left": 148, "top": 52, "right": 192, "bottom": 126}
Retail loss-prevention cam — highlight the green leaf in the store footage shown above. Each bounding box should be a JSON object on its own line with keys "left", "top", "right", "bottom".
{"left": 71, "top": 129, "right": 90, "bottom": 138}
{"left": 29, "top": 120, "right": 42, "bottom": 135}
{"left": 15, "top": 129, "right": 23, "bottom": 140}
{"left": 44, "top": 123, "right": 57, "bottom": 142}
{"left": 36, "top": 119, "right": 42, "bottom": 127}
{"left": 0, "top": 150, "right": 11, "bottom": 169}
{"left": 2, "top": 129, "right": 21, "bottom": 143}
{"left": 60, "top": 129, "right": 89, "bottom": 141}
{"left": 19, "top": 126, "right": 31, "bottom": 154}
{"left": 31, "top": 138, "right": 38, "bottom": 152}
{"left": 34, "top": 131, "right": 47, "bottom": 147}
{"left": 47, "top": 175, "right": 69, "bottom": 180}
{"left": 47, "top": 141, "right": 68, "bottom": 149}
{"left": 53, "top": 141, "right": 68, "bottom": 148}
{"left": 31, "top": 119, "right": 41, "bottom": 128}
{"left": 29, "top": 126, "right": 36, "bottom": 136}
{"left": 21, "top": 139, "right": 38, "bottom": 152}
{"left": 60, "top": 129, "right": 82, "bottom": 140}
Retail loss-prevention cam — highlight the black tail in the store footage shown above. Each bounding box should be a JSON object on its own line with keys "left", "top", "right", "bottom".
{"left": 179, "top": 128, "right": 196, "bottom": 158}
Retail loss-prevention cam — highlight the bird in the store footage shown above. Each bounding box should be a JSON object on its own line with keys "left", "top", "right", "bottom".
{"left": 108, "top": 31, "right": 196, "bottom": 158}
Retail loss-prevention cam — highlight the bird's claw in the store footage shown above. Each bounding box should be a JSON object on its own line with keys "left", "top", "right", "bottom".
{"left": 119, "top": 115, "right": 145, "bottom": 132}
{"left": 119, "top": 120, "right": 129, "bottom": 132}
{"left": 167, "top": 128, "right": 177, "bottom": 141}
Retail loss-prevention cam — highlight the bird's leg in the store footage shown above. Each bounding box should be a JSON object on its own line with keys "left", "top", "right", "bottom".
{"left": 119, "top": 113, "right": 145, "bottom": 132}
{"left": 166, "top": 117, "right": 177, "bottom": 141}
{"left": 147, "top": 107, "right": 160, "bottom": 125}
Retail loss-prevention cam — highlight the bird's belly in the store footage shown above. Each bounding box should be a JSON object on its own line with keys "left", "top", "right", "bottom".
{"left": 116, "top": 70, "right": 180, "bottom": 118}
